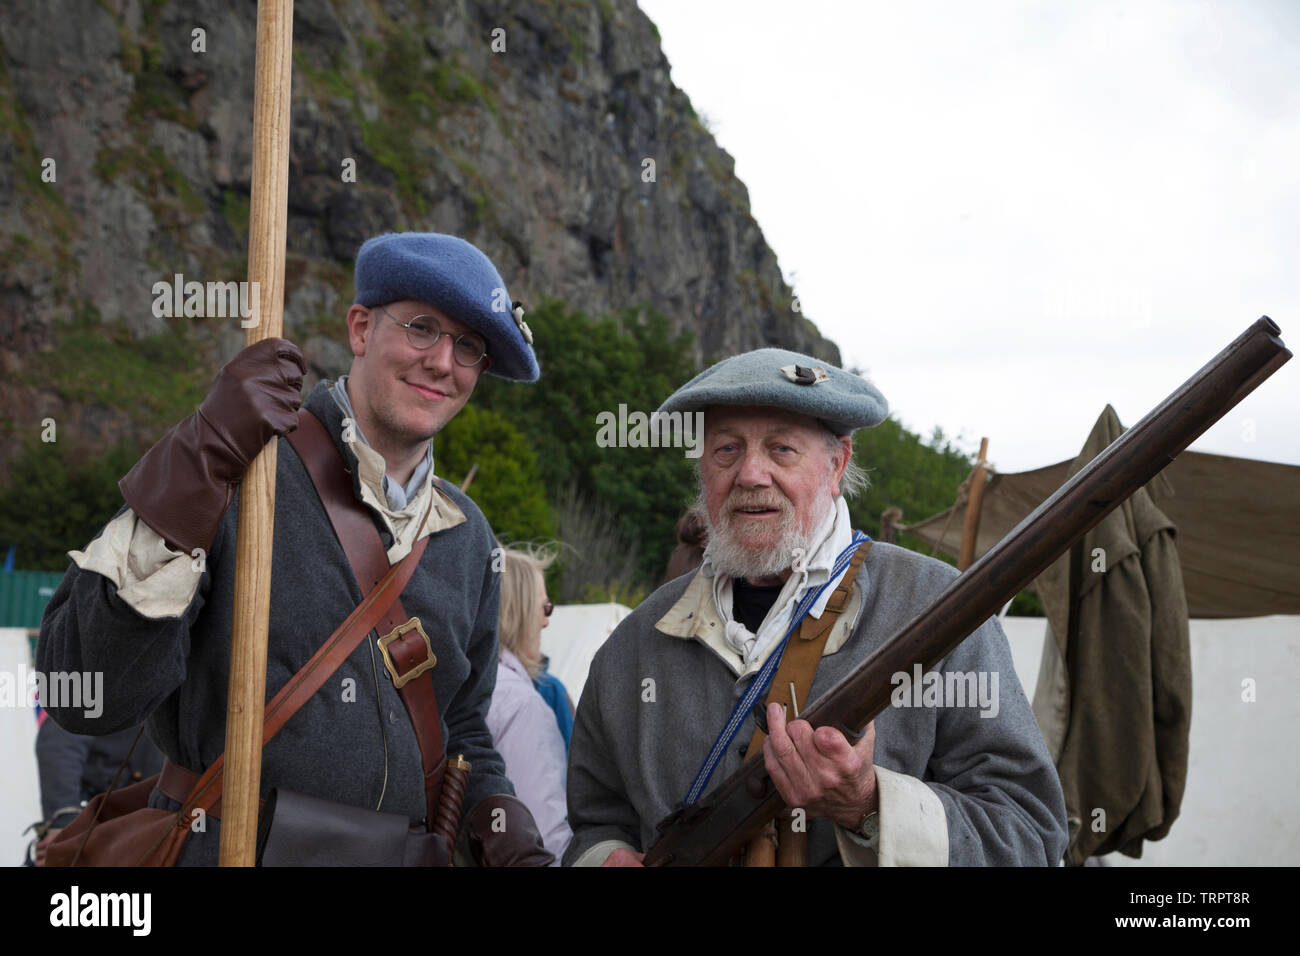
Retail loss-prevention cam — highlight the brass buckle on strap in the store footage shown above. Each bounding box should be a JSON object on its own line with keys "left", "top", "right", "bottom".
{"left": 377, "top": 617, "right": 437, "bottom": 689}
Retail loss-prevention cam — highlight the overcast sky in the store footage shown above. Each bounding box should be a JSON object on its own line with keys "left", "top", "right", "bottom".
{"left": 637, "top": 0, "right": 1300, "bottom": 473}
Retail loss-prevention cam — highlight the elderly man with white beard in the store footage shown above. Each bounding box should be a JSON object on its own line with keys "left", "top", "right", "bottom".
{"left": 562, "top": 349, "right": 1067, "bottom": 867}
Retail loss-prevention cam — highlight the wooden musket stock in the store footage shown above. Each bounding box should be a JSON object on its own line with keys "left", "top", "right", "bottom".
{"left": 643, "top": 317, "right": 1290, "bottom": 867}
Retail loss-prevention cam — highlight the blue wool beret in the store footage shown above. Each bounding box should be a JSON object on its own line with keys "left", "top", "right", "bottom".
{"left": 657, "top": 348, "right": 888, "bottom": 435}
{"left": 354, "top": 232, "right": 539, "bottom": 382}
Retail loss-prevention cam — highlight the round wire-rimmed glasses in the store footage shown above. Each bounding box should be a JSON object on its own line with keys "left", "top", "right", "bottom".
{"left": 376, "top": 304, "right": 489, "bottom": 367}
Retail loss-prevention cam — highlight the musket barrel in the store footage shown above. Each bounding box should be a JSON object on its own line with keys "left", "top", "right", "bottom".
{"left": 645, "top": 317, "right": 1290, "bottom": 867}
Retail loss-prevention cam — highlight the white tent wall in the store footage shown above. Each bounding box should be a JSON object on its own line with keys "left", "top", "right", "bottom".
{"left": 539, "top": 603, "right": 632, "bottom": 708}
{"left": 1001, "top": 615, "right": 1300, "bottom": 866}
{"left": 1, "top": 627, "right": 41, "bottom": 866}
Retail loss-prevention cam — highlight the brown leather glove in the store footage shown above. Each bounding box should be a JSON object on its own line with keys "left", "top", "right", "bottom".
{"left": 465, "top": 795, "right": 556, "bottom": 867}
{"left": 119, "top": 337, "right": 306, "bottom": 556}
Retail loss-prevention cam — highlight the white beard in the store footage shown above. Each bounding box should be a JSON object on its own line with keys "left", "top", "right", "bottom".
{"left": 698, "top": 486, "right": 835, "bottom": 581}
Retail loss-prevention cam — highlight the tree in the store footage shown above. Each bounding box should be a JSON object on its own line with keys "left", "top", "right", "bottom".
{"left": 0, "top": 438, "right": 141, "bottom": 571}
{"left": 433, "top": 404, "right": 555, "bottom": 545}
{"left": 473, "top": 299, "right": 699, "bottom": 588}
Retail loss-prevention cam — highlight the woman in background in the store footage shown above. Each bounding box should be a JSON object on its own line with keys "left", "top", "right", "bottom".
{"left": 488, "top": 546, "right": 573, "bottom": 864}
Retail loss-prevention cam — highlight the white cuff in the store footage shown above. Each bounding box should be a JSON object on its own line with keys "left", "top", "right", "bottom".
{"left": 834, "top": 820, "right": 879, "bottom": 867}
{"left": 570, "top": 838, "right": 637, "bottom": 867}
{"left": 875, "top": 765, "right": 948, "bottom": 866}
{"left": 70, "top": 510, "right": 203, "bottom": 620}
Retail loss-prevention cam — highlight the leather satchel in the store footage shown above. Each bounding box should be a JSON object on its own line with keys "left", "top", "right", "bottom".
{"left": 43, "top": 775, "right": 192, "bottom": 867}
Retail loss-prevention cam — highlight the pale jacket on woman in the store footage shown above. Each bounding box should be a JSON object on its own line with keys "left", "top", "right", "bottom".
{"left": 486, "top": 649, "right": 573, "bottom": 864}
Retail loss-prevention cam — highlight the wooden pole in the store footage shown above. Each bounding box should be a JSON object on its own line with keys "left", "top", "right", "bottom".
{"left": 880, "top": 506, "right": 902, "bottom": 545}
{"left": 460, "top": 462, "right": 479, "bottom": 492}
{"left": 218, "top": 0, "right": 294, "bottom": 867}
{"left": 957, "top": 438, "right": 989, "bottom": 572}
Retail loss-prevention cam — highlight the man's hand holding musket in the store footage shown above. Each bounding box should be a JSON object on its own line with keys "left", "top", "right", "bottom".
{"left": 762, "top": 703, "right": 878, "bottom": 832}
{"left": 601, "top": 706, "right": 878, "bottom": 867}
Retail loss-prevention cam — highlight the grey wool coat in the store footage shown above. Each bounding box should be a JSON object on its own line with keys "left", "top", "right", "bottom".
{"left": 564, "top": 542, "right": 1069, "bottom": 866}
{"left": 37, "top": 382, "right": 513, "bottom": 864}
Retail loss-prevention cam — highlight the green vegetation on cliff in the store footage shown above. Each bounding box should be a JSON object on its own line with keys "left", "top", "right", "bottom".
{"left": 1, "top": 294, "right": 1037, "bottom": 607}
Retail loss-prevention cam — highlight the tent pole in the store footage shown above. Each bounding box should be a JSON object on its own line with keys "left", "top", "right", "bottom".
{"left": 958, "top": 438, "right": 990, "bottom": 571}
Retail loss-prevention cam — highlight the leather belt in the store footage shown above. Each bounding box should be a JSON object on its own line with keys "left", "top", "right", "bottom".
{"left": 158, "top": 758, "right": 264, "bottom": 821}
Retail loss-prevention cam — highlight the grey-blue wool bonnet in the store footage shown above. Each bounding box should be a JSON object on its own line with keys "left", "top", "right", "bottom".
{"left": 657, "top": 348, "right": 888, "bottom": 435}
{"left": 354, "top": 232, "right": 539, "bottom": 382}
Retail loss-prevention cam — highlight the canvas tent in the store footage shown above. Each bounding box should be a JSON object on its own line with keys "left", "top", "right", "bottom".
{"left": 901, "top": 409, "right": 1300, "bottom": 619}
{"left": 900, "top": 406, "right": 1300, "bottom": 863}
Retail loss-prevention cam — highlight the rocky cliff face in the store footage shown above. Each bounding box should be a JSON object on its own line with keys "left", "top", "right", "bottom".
{"left": 0, "top": 0, "right": 839, "bottom": 471}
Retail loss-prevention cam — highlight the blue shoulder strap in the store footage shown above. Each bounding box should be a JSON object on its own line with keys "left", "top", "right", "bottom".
{"left": 681, "top": 530, "right": 870, "bottom": 805}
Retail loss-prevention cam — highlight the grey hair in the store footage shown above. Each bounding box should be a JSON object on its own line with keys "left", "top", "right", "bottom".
{"left": 825, "top": 431, "right": 870, "bottom": 499}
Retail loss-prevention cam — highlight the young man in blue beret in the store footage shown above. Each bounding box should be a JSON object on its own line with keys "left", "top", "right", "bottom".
{"left": 38, "top": 232, "right": 552, "bottom": 866}
{"left": 564, "top": 349, "right": 1068, "bottom": 867}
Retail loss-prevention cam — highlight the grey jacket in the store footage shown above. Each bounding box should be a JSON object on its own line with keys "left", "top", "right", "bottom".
{"left": 37, "top": 382, "right": 512, "bottom": 864}
{"left": 564, "top": 542, "right": 1068, "bottom": 866}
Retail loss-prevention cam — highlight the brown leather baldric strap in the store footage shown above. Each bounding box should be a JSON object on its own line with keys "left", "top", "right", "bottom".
{"left": 156, "top": 760, "right": 253, "bottom": 821}
{"left": 143, "top": 534, "right": 430, "bottom": 859}
{"left": 742, "top": 538, "right": 873, "bottom": 866}
{"left": 745, "top": 539, "right": 873, "bottom": 756}
{"left": 287, "top": 409, "right": 447, "bottom": 828}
